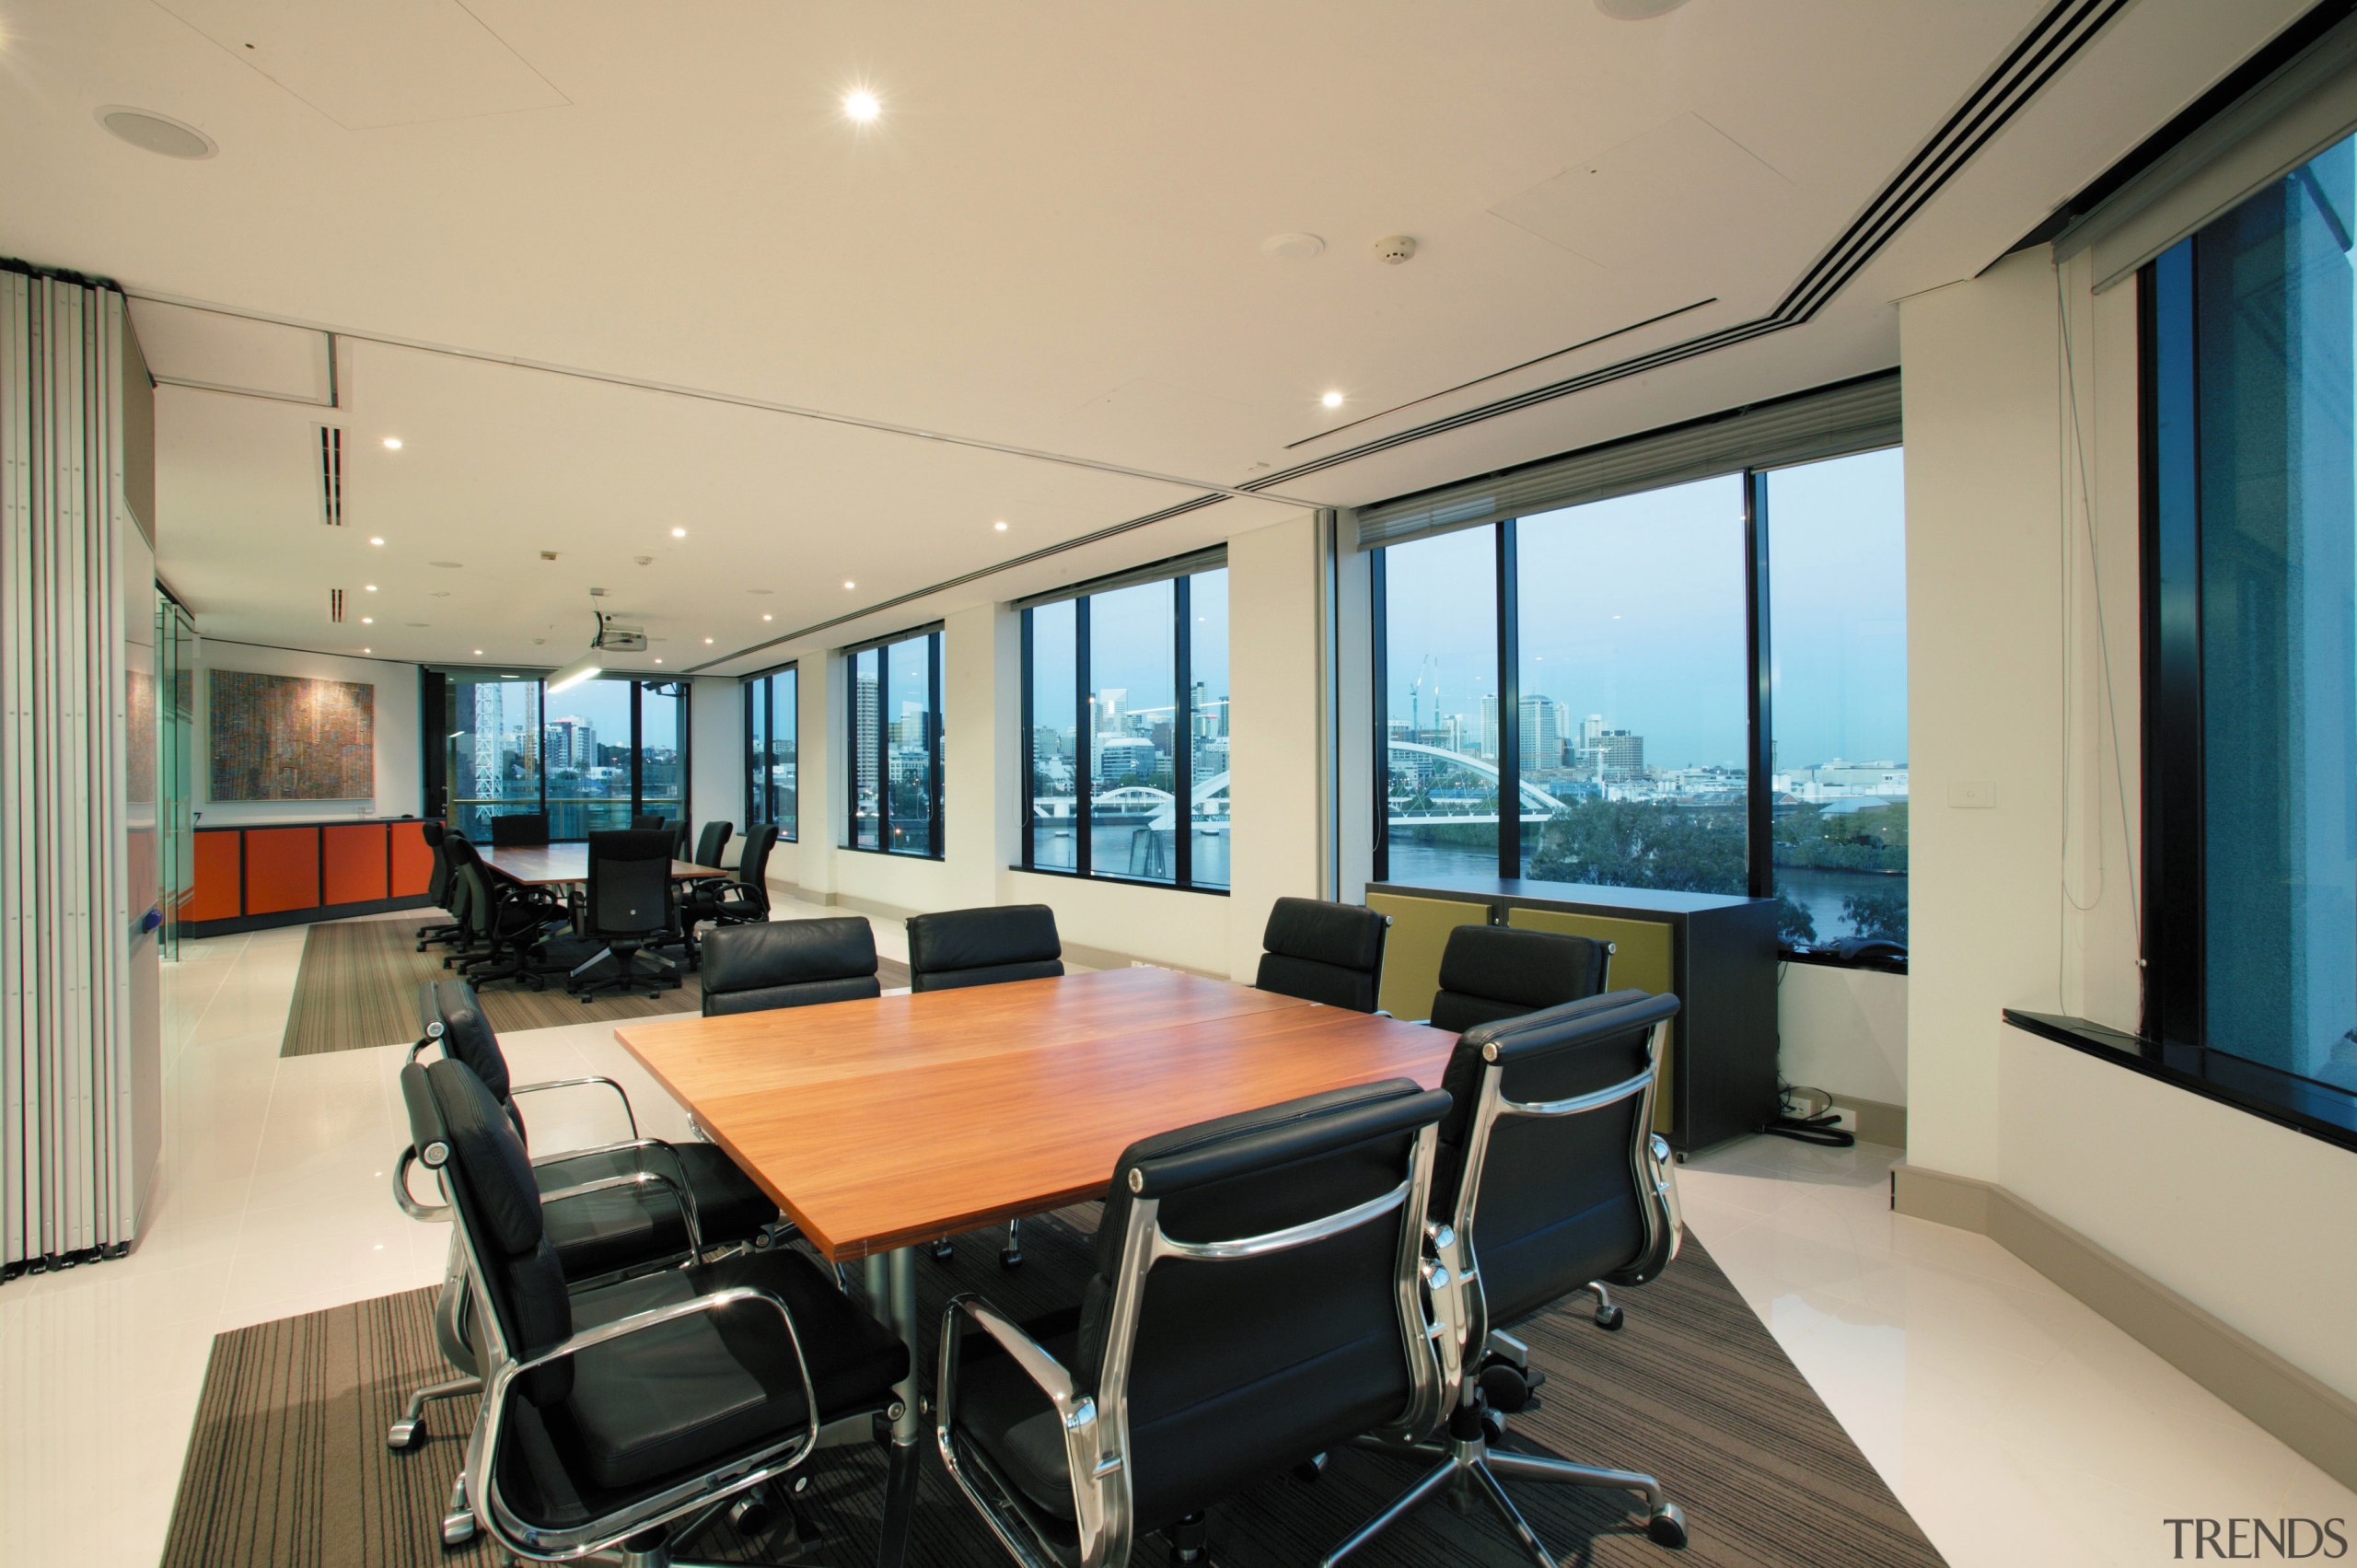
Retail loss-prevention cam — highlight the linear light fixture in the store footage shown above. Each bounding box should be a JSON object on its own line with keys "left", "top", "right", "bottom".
{"left": 548, "top": 652, "right": 603, "bottom": 694}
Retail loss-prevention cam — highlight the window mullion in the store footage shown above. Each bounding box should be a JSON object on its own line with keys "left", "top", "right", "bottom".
{"left": 1745, "top": 470, "right": 1774, "bottom": 901}
{"left": 1174, "top": 575, "right": 1193, "bottom": 889}
{"left": 1497, "top": 520, "right": 1521, "bottom": 881}
{"left": 1076, "top": 597, "right": 1093, "bottom": 879}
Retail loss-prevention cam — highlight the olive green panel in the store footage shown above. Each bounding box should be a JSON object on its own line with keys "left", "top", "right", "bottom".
{"left": 1367, "top": 892, "right": 1493, "bottom": 1023}
{"left": 1505, "top": 906, "right": 1677, "bottom": 1133}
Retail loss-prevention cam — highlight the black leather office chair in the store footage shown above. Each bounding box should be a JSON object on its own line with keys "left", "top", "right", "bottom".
{"left": 1329, "top": 990, "right": 1689, "bottom": 1562}
{"left": 701, "top": 919, "right": 880, "bottom": 1016}
{"left": 389, "top": 981, "right": 781, "bottom": 1480}
{"left": 630, "top": 812, "right": 666, "bottom": 832}
{"left": 418, "top": 1054, "right": 907, "bottom": 1566}
{"left": 938, "top": 1077, "right": 1452, "bottom": 1568}
{"left": 905, "top": 903, "right": 1062, "bottom": 1265}
{"left": 680, "top": 824, "right": 773, "bottom": 966}
{"left": 488, "top": 811, "right": 551, "bottom": 847}
{"left": 906, "top": 903, "right": 1063, "bottom": 992}
{"left": 1255, "top": 897, "right": 1390, "bottom": 1012}
{"left": 565, "top": 829, "right": 680, "bottom": 1001}
{"left": 1426, "top": 924, "right": 1614, "bottom": 1034}
{"left": 415, "top": 819, "right": 466, "bottom": 952}
{"left": 446, "top": 834, "right": 567, "bottom": 989}
{"left": 691, "top": 819, "right": 732, "bottom": 869}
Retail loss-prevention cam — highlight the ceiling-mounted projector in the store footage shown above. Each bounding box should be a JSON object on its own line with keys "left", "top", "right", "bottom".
{"left": 594, "top": 617, "right": 647, "bottom": 652}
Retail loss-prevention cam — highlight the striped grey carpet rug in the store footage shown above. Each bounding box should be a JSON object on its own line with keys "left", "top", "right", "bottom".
{"left": 160, "top": 1211, "right": 1946, "bottom": 1567}
{"left": 280, "top": 918, "right": 911, "bottom": 1056}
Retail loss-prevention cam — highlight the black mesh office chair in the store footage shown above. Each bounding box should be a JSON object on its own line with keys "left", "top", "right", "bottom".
{"left": 566, "top": 829, "right": 680, "bottom": 1001}
{"left": 417, "top": 1054, "right": 907, "bottom": 1566}
{"left": 1329, "top": 990, "right": 1689, "bottom": 1562}
{"left": 702, "top": 919, "right": 880, "bottom": 1016}
{"left": 1255, "top": 897, "right": 1390, "bottom": 1012}
{"left": 415, "top": 819, "right": 466, "bottom": 951}
{"left": 446, "top": 834, "right": 567, "bottom": 989}
{"left": 683, "top": 825, "right": 778, "bottom": 962}
{"left": 905, "top": 903, "right": 1062, "bottom": 1265}
{"left": 906, "top": 903, "right": 1063, "bottom": 991}
{"left": 1426, "top": 924, "right": 1614, "bottom": 1033}
{"left": 488, "top": 811, "right": 551, "bottom": 847}
{"left": 388, "top": 981, "right": 781, "bottom": 1497}
{"left": 937, "top": 1078, "right": 1453, "bottom": 1568}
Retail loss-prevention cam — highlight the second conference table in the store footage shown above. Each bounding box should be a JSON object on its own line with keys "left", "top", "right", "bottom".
{"left": 476, "top": 842, "right": 725, "bottom": 887}
{"left": 612, "top": 964, "right": 1457, "bottom": 1566}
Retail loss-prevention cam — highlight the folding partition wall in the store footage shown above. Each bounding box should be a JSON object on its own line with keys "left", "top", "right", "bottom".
{"left": 0, "top": 265, "right": 159, "bottom": 1277}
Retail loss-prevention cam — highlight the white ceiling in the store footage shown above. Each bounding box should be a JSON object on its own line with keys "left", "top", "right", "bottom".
{"left": 0, "top": 0, "right": 2311, "bottom": 673}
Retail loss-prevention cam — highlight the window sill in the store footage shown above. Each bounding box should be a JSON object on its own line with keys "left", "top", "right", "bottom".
{"left": 838, "top": 844, "right": 945, "bottom": 862}
{"left": 2003, "top": 1008, "right": 2357, "bottom": 1155}
{"left": 1010, "top": 865, "right": 1230, "bottom": 897}
{"left": 1780, "top": 947, "right": 1909, "bottom": 976}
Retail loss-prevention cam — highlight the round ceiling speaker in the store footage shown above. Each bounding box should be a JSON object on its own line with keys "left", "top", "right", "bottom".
{"left": 95, "top": 106, "right": 216, "bottom": 159}
{"left": 1595, "top": 0, "right": 1691, "bottom": 17}
{"left": 1262, "top": 232, "right": 1325, "bottom": 261}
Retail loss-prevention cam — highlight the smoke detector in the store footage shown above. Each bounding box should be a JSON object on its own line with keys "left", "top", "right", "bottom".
{"left": 1374, "top": 236, "right": 1418, "bottom": 265}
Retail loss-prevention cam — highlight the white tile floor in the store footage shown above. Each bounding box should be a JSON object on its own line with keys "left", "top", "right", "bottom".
{"left": 1, "top": 902, "right": 2347, "bottom": 1566}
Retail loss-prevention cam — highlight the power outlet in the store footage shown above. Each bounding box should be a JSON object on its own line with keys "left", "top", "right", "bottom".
{"left": 1947, "top": 780, "right": 1996, "bottom": 809}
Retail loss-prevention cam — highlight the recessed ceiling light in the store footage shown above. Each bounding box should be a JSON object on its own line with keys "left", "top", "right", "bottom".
{"left": 843, "top": 580, "right": 855, "bottom": 589}
{"left": 670, "top": 527, "right": 687, "bottom": 539}
{"left": 1321, "top": 390, "right": 1344, "bottom": 409}
{"left": 844, "top": 89, "right": 880, "bottom": 122}
{"left": 704, "top": 637, "right": 714, "bottom": 645}
{"left": 360, "top": 616, "right": 374, "bottom": 625}
{"left": 95, "top": 106, "right": 216, "bottom": 160}
{"left": 654, "top": 656, "right": 663, "bottom": 664}
{"left": 368, "top": 536, "right": 384, "bottom": 546}
{"left": 1262, "top": 232, "right": 1325, "bottom": 261}
{"left": 473, "top": 649, "right": 483, "bottom": 656}
{"left": 993, "top": 520, "right": 1008, "bottom": 531}
{"left": 762, "top": 613, "right": 773, "bottom": 621}
{"left": 364, "top": 584, "right": 377, "bottom": 592}
{"left": 382, "top": 436, "right": 402, "bottom": 450}
{"left": 362, "top": 647, "right": 371, "bottom": 654}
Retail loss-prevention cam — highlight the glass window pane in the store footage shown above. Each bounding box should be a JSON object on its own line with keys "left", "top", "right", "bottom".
{"left": 1383, "top": 528, "right": 1500, "bottom": 882}
{"left": 545, "top": 676, "right": 634, "bottom": 839}
{"left": 1189, "top": 569, "right": 1231, "bottom": 890}
{"left": 638, "top": 681, "right": 686, "bottom": 830}
{"left": 1028, "top": 601, "right": 1079, "bottom": 871}
{"left": 1515, "top": 475, "right": 1748, "bottom": 892}
{"left": 446, "top": 674, "right": 541, "bottom": 841}
{"left": 1089, "top": 579, "right": 1177, "bottom": 883}
{"left": 887, "top": 635, "right": 935, "bottom": 855}
{"left": 850, "top": 648, "right": 879, "bottom": 849}
{"left": 2187, "top": 138, "right": 2357, "bottom": 1092}
{"left": 747, "top": 677, "right": 770, "bottom": 825}
{"left": 774, "top": 668, "right": 797, "bottom": 841}
{"left": 1766, "top": 450, "right": 1909, "bottom": 948}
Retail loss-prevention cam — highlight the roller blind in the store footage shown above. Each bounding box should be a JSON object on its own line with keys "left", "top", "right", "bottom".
{"left": 1351, "top": 373, "right": 1899, "bottom": 551}
{"left": 2057, "top": 15, "right": 2357, "bottom": 294}
{"left": 1011, "top": 544, "right": 1227, "bottom": 611}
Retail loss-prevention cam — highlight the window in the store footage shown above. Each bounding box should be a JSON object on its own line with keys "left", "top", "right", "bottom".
{"left": 744, "top": 666, "right": 798, "bottom": 839}
{"left": 1019, "top": 557, "right": 1228, "bottom": 891}
{"left": 1765, "top": 450, "right": 1910, "bottom": 947}
{"left": 2143, "top": 132, "right": 2357, "bottom": 1144}
{"left": 844, "top": 628, "right": 941, "bottom": 857}
{"left": 435, "top": 671, "right": 690, "bottom": 840}
{"left": 1371, "top": 436, "right": 1907, "bottom": 966}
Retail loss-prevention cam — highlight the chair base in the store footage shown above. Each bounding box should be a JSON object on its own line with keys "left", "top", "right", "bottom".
{"left": 387, "top": 1372, "right": 481, "bottom": 1450}
{"left": 569, "top": 942, "right": 680, "bottom": 1002}
{"left": 1326, "top": 1421, "right": 1684, "bottom": 1564}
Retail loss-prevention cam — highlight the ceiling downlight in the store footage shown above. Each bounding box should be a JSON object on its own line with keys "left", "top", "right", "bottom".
{"left": 96, "top": 106, "right": 216, "bottom": 159}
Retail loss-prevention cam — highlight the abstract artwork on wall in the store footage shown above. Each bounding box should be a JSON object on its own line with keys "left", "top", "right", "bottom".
{"left": 208, "top": 669, "right": 374, "bottom": 801}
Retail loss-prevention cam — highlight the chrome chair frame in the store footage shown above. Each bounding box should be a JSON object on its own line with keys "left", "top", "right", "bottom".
{"left": 936, "top": 1122, "right": 1445, "bottom": 1568}
{"left": 1325, "top": 1014, "right": 1687, "bottom": 1564}
{"left": 424, "top": 1124, "right": 877, "bottom": 1566}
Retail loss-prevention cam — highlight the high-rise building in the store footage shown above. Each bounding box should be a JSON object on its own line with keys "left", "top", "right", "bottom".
{"left": 1589, "top": 728, "right": 1643, "bottom": 774}
{"left": 1519, "top": 695, "right": 1562, "bottom": 772}
{"left": 854, "top": 673, "right": 879, "bottom": 799}
{"left": 1480, "top": 695, "right": 1500, "bottom": 761}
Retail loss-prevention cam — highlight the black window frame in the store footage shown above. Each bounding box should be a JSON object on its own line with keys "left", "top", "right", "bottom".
{"left": 1016, "top": 559, "right": 1230, "bottom": 896}
{"left": 841, "top": 625, "right": 944, "bottom": 860}
{"left": 2135, "top": 242, "right": 2357, "bottom": 1154}
{"left": 424, "top": 668, "right": 691, "bottom": 841}
{"left": 741, "top": 662, "right": 799, "bottom": 842}
{"left": 1368, "top": 452, "right": 1906, "bottom": 971}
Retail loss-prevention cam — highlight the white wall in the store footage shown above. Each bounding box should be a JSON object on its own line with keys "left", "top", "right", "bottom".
{"left": 190, "top": 640, "right": 422, "bottom": 825}
{"left": 1900, "top": 246, "right": 2357, "bottom": 1402}
{"left": 687, "top": 676, "right": 743, "bottom": 837}
{"left": 1779, "top": 963, "right": 1906, "bottom": 1107}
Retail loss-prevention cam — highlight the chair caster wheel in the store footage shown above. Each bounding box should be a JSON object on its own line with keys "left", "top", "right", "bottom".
{"left": 930, "top": 1238, "right": 955, "bottom": 1261}
{"left": 1647, "top": 1504, "right": 1688, "bottom": 1549}
{"left": 1596, "top": 1304, "right": 1626, "bottom": 1330}
{"left": 727, "top": 1485, "right": 774, "bottom": 1537}
{"left": 387, "top": 1417, "right": 423, "bottom": 1450}
{"left": 1291, "top": 1451, "right": 1328, "bottom": 1483}
{"left": 441, "top": 1508, "right": 476, "bottom": 1547}
{"left": 999, "top": 1247, "right": 1023, "bottom": 1270}
{"left": 1477, "top": 1407, "right": 1508, "bottom": 1447}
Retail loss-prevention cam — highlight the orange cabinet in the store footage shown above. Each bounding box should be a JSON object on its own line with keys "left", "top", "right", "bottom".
{"left": 323, "top": 823, "right": 389, "bottom": 905}
{"left": 242, "top": 828, "right": 322, "bottom": 915}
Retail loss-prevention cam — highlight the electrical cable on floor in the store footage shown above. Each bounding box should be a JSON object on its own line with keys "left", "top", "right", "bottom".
{"left": 1763, "top": 1080, "right": 1856, "bottom": 1147}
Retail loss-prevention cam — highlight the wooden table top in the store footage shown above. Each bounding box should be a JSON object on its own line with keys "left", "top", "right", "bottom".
{"left": 614, "top": 966, "right": 1458, "bottom": 1261}
{"left": 479, "top": 843, "right": 724, "bottom": 885}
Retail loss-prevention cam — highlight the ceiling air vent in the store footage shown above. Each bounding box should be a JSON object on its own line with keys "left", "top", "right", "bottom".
{"left": 328, "top": 587, "right": 345, "bottom": 623}
{"left": 317, "top": 424, "right": 344, "bottom": 526}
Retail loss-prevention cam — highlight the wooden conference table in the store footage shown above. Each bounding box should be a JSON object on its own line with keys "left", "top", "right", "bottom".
{"left": 612, "top": 965, "right": 1457, "bottom": 1565}
{"left": 477, "top": 842, "right": 724, "bottom": 886}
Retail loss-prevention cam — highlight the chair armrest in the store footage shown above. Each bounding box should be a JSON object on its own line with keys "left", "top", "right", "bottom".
{"left": 392, "top": 1145, "right": 451, "bottom": 1222}
{"left": 474, "top": 1284, "right": 819, "bottom": 1555}
{"left": 1646, "top": 1132, "right": 1684, "bottom": 1265}
{"left": 536, "top": 1163, "right": 703, "bottom": 1258}
{"left": 511, "top": 1075, "right": 641, "bottom": 1143}
{"left": 936, "top": 1292, "right": 1113, "bottom": 1551}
